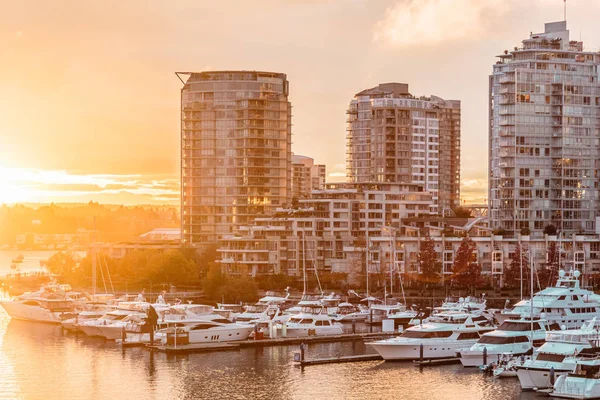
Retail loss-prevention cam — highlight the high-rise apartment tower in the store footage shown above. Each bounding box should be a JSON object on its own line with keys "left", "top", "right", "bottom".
{"left": 178, "top": 71, "right": 292, "bottom": 244}
{"left": 346, "top": 83, "right": 461, "bottom": 214}
{"left": 489, "top": 21, "right": 600, "bottom": 237}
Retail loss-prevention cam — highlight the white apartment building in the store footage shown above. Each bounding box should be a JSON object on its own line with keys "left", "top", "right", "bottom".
{"left": 217, "top": 182, "right": 434, "bottom": 277}
{"left": 489, "top": 21, "right": 600, "bottom": 238}
{"left": 346, "top": 83, "right": 461, "bottom": 214}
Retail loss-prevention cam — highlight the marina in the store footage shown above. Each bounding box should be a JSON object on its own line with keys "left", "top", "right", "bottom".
{"left": 0, "top": 308, "right": 537, "bottom": 400}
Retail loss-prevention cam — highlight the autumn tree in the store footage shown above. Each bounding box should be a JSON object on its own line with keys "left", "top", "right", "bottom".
{"left": 451, "top": 237, "right": 481, "bottom": 294}
{"left": 417, "top": 237, "right": 442, "bottom": 285}
{"left": 504, "top": 243, "right": 530, "bottom": 290}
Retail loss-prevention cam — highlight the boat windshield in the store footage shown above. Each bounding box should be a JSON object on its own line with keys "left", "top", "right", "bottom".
{"left": 499, "top": 321, "right": 541, "bottom": 331}
{"left": 537, "top": 353, "right": 566, "bottom": 362}
{"left": 245, "top": 304, "right": 268, "bottom": 313}
{"left": 478, "top": 335, "right": 529, "bottom": 344}
{"left": 106, "top": 314, "right": 127, "bottom": 321}
{"left": 400, "top": 330, "right": 453, "bottom": 339}
{"left": 572, "top": 363, "right": 600, "bottom": 379}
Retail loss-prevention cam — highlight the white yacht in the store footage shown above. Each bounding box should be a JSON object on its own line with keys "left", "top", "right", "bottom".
{"left": 0, "top": 283, "right": 78, "bottom": 323}
{"left": 494, "top": 270, "right": 600, "bottom": 328}
{"left": 332, "top": 302, "right": 367, "bottom": 322}
{"left": 79, "top": 309, "right": 145, "bottom": 337}
{"left": 215, "top": 303, "right": 243, "bottom": 320}
{"left": 366, "top": 302, "right": 418, "bottom": 328}
{"left": 517, "top": 319, "right": 600, "bottom": 390}
{"left": 100, "top": 304, "right": 214, "bottom": 340}
{"left": 235, "top": 303, "right": 280, "bottom": 324}
{"left": 368, "top": 313, "right": 495, "bottom": 361}
{"left": 550, "top": 355, "right": 600, "bottom": 399}
{"left": 458, "top": 318, "right": 559, "bottom": 367}
{"left": 156, "top": 319, "right": 254, "bottom": 345}
{"left": 61, "top": 302, "right": 115, "bottom": 332}
{"left": 276, "top": 312, "right": 343, "bottom": 337}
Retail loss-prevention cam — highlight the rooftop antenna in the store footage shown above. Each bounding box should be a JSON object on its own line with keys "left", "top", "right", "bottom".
{"left": 564, "top": 0, "right": 567, "bottom": 22}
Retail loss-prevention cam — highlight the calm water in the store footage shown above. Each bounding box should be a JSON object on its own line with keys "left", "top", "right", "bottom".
{"left": 0, "top": 251, "right": 54, "bottom": 276}
{"left": 0, "top": 307, "right": 542, "bottom": 400}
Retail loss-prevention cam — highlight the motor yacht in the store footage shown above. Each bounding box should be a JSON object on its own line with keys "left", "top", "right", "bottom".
{"left": 79, "top": 309, "right": 146, "bottom": 337}
{"left": 215, "top": 303, "right": 243, "bottom": 320}
{"left": 235, "top": 303, "right": 280, "bottom": 324}
{"left": 494, "top": 270, "right": 600, "bottom": 328}
{"left": 61, "top": 302, "right": 115, "bottom": 332}
{"left": 368, "top": 312, "right": 495, "bottom": 361}
{"left": 275, "top": 311, "right": 343, "bottom": 338}
{"left": 156, "top": 319, "right": 254, "bottom": 345}
{"left": 516, "top": 318, "right": 600, "bottom": 390}
{"left": 549, "top": 355, "right": 600, "bottom": 399}
{"left": 0, "top": 283, "right": 78, "bottom": 323}
{"left": 332, "top": 302, "right": 367, "bottom": 322}
{"left": 457, "top": 317, "right": 560, "bottom": 367}
{"left": 100, "top": 304, "right": 214, "bottom": 340}
{"left": 366, "top": 302, "right": 418, "bottom": 328}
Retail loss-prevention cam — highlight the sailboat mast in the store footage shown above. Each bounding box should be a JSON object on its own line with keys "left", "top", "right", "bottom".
{"left": 302, "top": 230, "right": 307, "bottom": 295}
{"left": 366, "top": 229, "right": 370, "bottom": 297}
{"left": 530, "top": 248, "right": 534, "bottom": 339}
{"left": 92, "top": 217, "right": 97, "bottom": 297}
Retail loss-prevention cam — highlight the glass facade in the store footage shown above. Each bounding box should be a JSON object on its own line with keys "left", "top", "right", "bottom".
{"left": 346, "top": 83, "right": 460, "bottom": 213}
{"left": 180, "top": 71, "right": 292, "bottom": 244}
{"left": 489, "top": 21, "right": 600, "bottom": 237}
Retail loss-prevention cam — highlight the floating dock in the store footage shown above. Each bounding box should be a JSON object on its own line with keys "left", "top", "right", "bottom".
{"left": 413, "top": 358, "right": 460, "bottom": 367}
{"left": 145, "top": 332, "right": 394, "bottom": 354}
{"left": 297, "top": 353, "right": 382, "bottom": 366}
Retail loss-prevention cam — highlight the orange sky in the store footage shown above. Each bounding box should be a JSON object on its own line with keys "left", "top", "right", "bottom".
{"left": 1, "top": 0, "right": 599, "bottom": 205}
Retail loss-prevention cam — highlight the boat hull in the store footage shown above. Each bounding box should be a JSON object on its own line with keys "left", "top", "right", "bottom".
{"left": 370, "top": 339, "right": 476, "bottom": 361}
{"left": 517, "top": 365, "right": 572, "bottom": 390}
{"left": 458, "top": 344, "right": 531, "bottom": 367}
{"left": 0, "top": 301, "right": 74, "bottom": 324}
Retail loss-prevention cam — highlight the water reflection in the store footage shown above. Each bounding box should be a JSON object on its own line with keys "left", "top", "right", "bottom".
{"left": 0, "top": 310, "right": 538, "bottom": 400}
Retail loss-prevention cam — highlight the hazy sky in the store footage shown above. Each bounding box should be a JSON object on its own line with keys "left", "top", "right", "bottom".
{"left": 1, "top": 0, "right": 599, "bottom": 204}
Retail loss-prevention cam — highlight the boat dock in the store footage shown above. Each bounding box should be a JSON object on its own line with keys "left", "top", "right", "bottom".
{"left": 296, "top": 353, "right": 382, "bottom": 366}
{"left": 413, "top": 358, "right": 460, "bottom": 367}
{"left": 144, "top": 332, "right": 394, "bottom": 354}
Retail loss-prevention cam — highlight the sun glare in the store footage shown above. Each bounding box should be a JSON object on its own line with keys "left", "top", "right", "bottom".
{"left": 0, "top": 167, "right": 34, "bottom": 204}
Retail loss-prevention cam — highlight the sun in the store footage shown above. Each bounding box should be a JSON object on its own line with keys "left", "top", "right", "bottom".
{"left": 0, "top": 166, "right": 35, "bottom": 204}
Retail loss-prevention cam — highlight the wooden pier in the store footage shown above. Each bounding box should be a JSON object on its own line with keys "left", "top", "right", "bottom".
{"left": 413, "top": 358, "right": 460, "bottom": 367}
{"left": 297, "top": 353, "right": 382, "bottom": 366}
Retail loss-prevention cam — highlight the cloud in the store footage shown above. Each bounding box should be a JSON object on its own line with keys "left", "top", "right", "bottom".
{"left": 373, "top": 0, "right": 510, "bottom": 47}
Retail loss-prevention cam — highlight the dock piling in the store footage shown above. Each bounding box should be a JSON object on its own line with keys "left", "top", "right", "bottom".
{"left": 419, "top": 343, "right": 423, "bottom": 363}
{"left": 483, "top": 347, "right": 487, "bottom": 366}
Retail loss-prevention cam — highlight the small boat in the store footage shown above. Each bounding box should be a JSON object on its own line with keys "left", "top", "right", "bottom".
{"left": 12, "top": 255, "right": 24, "bottom": 264}
{"left": 489, "top": 354, "right": 527, "bottom": 378}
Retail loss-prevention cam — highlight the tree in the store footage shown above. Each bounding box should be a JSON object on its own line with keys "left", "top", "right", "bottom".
{"left": 146, "top": 249, "right": 199, "bottom": 286}
{"left": 46, "top": 252, "right": 78, "bottom": 281}
{"left": 451, "top": 237, "right": 481, "bottom": 294}
{"left": 504, "top": 243, "right": 530, "bottom": 290}
{"left": 544, "top": 224, "right": 557, "bottom": 236}
{"left": 202, "top": 264, "right": 258, "bottom": 303}
{"left": 417, "top": 238, "right": 442, "bottom": 285}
